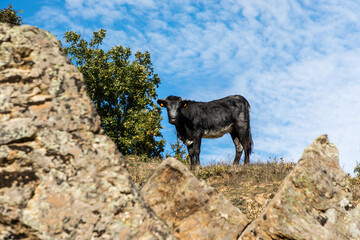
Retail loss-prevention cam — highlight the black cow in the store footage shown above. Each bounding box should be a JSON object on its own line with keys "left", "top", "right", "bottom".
{"left": 158, "top": 95, "right": 252, "bottom": 168}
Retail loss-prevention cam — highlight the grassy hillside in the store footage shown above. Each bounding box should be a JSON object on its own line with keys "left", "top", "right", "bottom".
{"left": 125, "top": 156, "right": 360, "bottom": 220}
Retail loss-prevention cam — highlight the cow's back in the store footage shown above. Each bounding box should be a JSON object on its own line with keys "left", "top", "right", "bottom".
{"left": 207, "top": 95, "right": 249, "bottom": 120}
{"left": 180, "top": 95, "right": 249, "bottom": 135}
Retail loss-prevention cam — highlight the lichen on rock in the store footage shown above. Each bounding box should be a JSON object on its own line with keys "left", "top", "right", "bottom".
{"left": 239, "top": 135, "right": 360, "bottom": 240}
{"left": 0, "top": 23, "right": 173, "bottom": 240}
{"left": 141, "top": 157, "right": 249, "bottom": 240}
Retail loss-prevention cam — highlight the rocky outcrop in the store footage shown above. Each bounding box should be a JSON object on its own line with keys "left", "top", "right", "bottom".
{"left": 0, "top": 23, "right": 173, "bottom": 239}
{"left": 141, "top": 157, "right": 249, "bottom": 240}
{"left": 239, "top": 135, "right": 360, "bottom": 240}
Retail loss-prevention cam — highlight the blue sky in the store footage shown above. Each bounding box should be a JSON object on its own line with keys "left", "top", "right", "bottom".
{"left": 3, "top": 0, "right": 360, "bottom": 174}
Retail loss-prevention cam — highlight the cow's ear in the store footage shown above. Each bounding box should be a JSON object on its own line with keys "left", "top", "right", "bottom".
{"left": 181, "top": 100, "right": 189, "bottom": 108}
{"left": 157, "top": 99, "right": 166, "bottom": 107}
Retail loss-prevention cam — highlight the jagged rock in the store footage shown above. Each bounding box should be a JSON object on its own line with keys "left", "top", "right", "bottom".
{"left": 239, "top": 135, "right": 360, "bottom": 240}
{"left": 0, "top": 23, "right": 173, "bottom": 239}
{"left": 141, "top": 157, "right": 249, "bottom": 240}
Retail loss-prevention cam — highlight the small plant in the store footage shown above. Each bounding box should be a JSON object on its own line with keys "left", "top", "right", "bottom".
{"left": 170, "top": 140, "right": 189, "bottom": 165}
{"left": 0, "top": 5, "right": 22, "bottom": 25}
{"left": 195, "top": 164, "right": 231, "bottom": 179}
{"left": 354, "top": 161, "right": 360, "bottom": 178}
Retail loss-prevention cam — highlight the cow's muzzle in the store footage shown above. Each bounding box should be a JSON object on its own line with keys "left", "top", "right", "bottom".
{"left": 169, "top": 118, "right": 176, "bottom": 124}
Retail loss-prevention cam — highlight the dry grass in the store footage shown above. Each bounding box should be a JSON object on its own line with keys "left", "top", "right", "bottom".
{"left": 349, "top": 177, "right": 360, "bottom": 205}
{"left": 124, "top": 155, "right": 163, "bottom": 189}
{"left": 125, "top": 156, "right": 360, "bottom": 220}
{"left": 192, "top": 159, "right": 295, "bottom": 219}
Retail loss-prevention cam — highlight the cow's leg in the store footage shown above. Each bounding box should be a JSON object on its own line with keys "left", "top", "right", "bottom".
{"left": 187, "top": 138, "right": 201, "bottom": 169}
{"left": 234, "top": 121, "right": 250, "bottom": 165}
{"left": 244, "top": 144, "right": 250, "bottom": 164}
{"left": 230, "top": 132, "right": 243, "bottom": 165}
{"left": 187, "top": 144, "right": 195, "bottom": 168}
{"left": 193, "top": 137, "right": 201, "bottom": 166}
{"left": 243, "top": 130, "right": 251, "bottom": 165}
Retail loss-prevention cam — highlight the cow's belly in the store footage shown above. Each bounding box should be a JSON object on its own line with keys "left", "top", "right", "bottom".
{"left": 203, "top": 124, "right": 234, "bottom": 139}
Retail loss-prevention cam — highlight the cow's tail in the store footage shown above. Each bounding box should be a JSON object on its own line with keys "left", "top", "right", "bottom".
{"left": 246, "top": 102, "right": 253, "bottom": 154}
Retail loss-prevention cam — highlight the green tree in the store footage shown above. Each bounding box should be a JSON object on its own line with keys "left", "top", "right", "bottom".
{"left": 0, "top": 4, "right": 22, "bottom": 25}
{"left": 64, "top": 29, "right": 165, "bottom": 158}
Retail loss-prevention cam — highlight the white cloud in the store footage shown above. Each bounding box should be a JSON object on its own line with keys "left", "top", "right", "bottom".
{"left": 238, "top": 50, "right": 360, "bottom": 174}
{"left": 31, "top": 7, "right": 91, "bottom": 38}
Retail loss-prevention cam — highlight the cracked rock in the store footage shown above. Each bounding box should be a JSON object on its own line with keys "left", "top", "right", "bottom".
{"left": 239, "top": 135, "right": 360, "bottom": 240}
{"left": 0, "top": 23, "right": 173, "bottom": 240}
{"left": 141, "top": 157, "right": 249, "bottom": 240}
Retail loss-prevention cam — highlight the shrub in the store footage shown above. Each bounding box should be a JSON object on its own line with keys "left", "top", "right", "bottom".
{"left": 0, "top": 5, "right": 22, "bottom": 25}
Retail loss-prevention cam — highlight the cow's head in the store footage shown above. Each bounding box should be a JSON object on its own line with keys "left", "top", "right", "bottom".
{"left": 157, "top": 96, "right": 189, "bottom": 125}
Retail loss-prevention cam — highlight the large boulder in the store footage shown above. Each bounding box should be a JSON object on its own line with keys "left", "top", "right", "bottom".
{"left": 239, "top": 135, "right": 360, "bottom": 240}
{"left": 0, "top": 23, "right": 173, "bottom": 239}
{"left": 141, "top": 157, "right": 249, "bottom": 240}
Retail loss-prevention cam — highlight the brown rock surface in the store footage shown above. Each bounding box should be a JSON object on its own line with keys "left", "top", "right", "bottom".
{"left": 239, "top": 135, "right": 360, "bottom": 240}
{"left": 0, "top": 23, "right": 173, "bottom": 239}
{"left": 141, "top": 157, "right": 249, "bottom": 240}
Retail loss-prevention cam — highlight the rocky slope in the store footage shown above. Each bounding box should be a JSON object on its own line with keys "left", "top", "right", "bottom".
{"left": 141, "top": 158, "right": 249, "bottom": 240}
{"left": 0, "top": 23, "right": 173, "bottom": 240}
{"left": 239, "top": 135, "right": 360, "bottom": 240}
